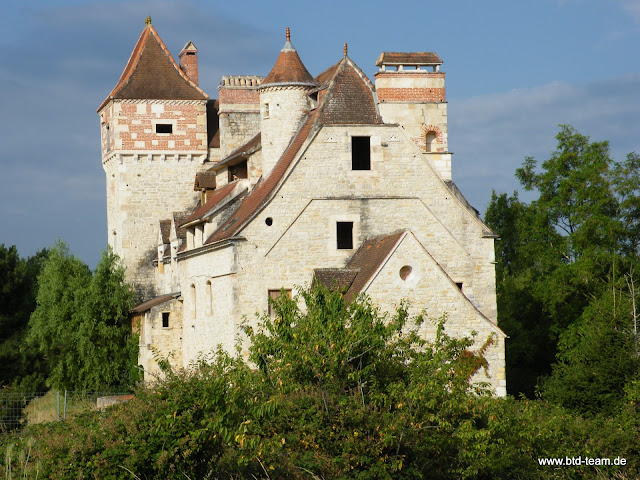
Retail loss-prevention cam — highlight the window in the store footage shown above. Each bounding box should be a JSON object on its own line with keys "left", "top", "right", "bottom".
{"left": 425, "top": 131, "right": 437, "bottom": 153}
{"left": 206, "top": 280, "right": 212, "bottom": 316}
{"left": 156, "top": 123, "right": 173, "bottom": 134}
{"left": 105, "top": 124, "right": 110, "bottom": 151}
{"left": 228, "top": 160, "right": 248, "bottom": 182}
{"left": 268, "top": 289, "right": 292, "bottom": 317}
{"left": 162, "top": 312, "right": 170, "bottom": 328}
{"left": 191, "top": 284, "right": 196, "bottom": 319}
{"left": 336, "top": 222, "right": 353, "bottom": 249}
{"left": 351, "top": 136, "right": 371, "bottom": 170}
{"left": 262, "top": 103, "right": 270, "bottom": 119}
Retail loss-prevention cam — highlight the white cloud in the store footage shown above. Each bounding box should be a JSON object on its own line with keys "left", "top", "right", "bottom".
{"left": 449, "top": 73, "right": 640, "bottom": 214}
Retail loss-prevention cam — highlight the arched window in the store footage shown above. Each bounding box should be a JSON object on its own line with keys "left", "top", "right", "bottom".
{"left": 191, "top": 284, "right": 196, "bottom": 319}
{"left": 425, "top": 131, "right": 437, "bottom": 153}
{"left": 206, "top": 280, "right": 212, "bottom": 316}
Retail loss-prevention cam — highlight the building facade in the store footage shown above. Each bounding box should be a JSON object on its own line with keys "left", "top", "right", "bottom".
{"left": 100, "top": 21, "right": 506, "bottom": 395}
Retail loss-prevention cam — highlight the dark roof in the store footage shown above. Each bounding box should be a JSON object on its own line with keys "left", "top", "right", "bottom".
{"left": 207, "top": 100, "right": 220, "bottom": 148}
{"left": 205, "top": 110, "right": 319, "bottom": 244}
{"left": 130, "top": 292, "right": 180, "bottom": 314}
{"left": 194, "top": 171, "right": 217, "bottom": 190}
{"left": 375, "top": 52, "right": 442, "bottom": 66}
{"left": 181, "top": 181, "right": 245, "bottom": 226}
{"left": 261, "top": 31, "right": 317, "bottom": 88}
{"left": 344, "top": 231, "right": 405, "bottom": 301}
{"left": 317, "top": 57, "right": 382, "bottom": 125}
{"left": 159, "top": 219, "right": 171, "bottom": 244}
{"left": 313, "top": 268, "right": 359, "bottom": 292}
{"left": 315, "top": 61, "right": 340, "bottom": 86}
{"left": 98, "top": 24, "right": 207, "bottom": 111}
{"left": 173, "top": 212, "right": 190, "bottom": 240}
{"left": 213, "top": 133, "right": 262, "bottom": 170}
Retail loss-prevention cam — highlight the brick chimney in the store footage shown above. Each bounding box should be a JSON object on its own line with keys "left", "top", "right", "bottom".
{"left": 179, "top": 41, "right": 199, "bottom": 86}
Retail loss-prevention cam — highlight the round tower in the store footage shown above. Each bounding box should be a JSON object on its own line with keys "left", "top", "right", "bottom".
{"left": 258, "top": 27, "right": 317, "bottom": 177}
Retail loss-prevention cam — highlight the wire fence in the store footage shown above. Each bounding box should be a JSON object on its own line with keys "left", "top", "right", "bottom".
{"left": 0, "top": 391, "right": 133, "bottom": 434}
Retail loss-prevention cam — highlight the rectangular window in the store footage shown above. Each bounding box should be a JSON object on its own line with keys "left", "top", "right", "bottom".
{"left": 351, "top": 136, "right": 371, "bottom": 170}
{"left": 336, "top": 222, "right": 353, "bottom": 249}
{"left": 268, "top": 289, "right": 292, "bottom": 317}
{"left": 262, "top": 103, "right": 270, "bottom": 119}
{"left": 162, "top": 312, "right": 170, "bottom": 328}
{"left": 156, "top": 123, "right": 173, "bottom": 134}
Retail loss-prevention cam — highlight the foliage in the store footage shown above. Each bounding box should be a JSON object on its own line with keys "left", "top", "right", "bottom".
{"left": 25, "top": 241, "right": 138, "bottom": 391}
{"left": 485, "top": 125, "right": 640, "bottom": 409}
{"left": 0, "top": 245, "right": 48, "bottom": 391}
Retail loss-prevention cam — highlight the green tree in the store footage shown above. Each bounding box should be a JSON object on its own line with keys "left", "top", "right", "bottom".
{"left": 0, "top": 245, "right": 48, "bottom": 390}
{"left": 486, "top": 125, "right": 640, "bottom": 408}
{"left": 26, "top": 241, "right": 138, "bottom": 391}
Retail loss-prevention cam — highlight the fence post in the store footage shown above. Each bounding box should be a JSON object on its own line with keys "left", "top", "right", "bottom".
{"left": 56, "top": 391, "right": 60, "bottom": 422}
{"left": 63, "top": 390, "right": 67, "bottom": 421}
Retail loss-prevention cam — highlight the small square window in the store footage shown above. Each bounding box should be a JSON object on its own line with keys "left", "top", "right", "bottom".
{"left": 337, "top": 222, "right": 353, "bottom": 249}
{"left": 162, "top": 312, "right": 170, "bottom": 328}
{"left": 351, "top": 136, "right": 371, "bottom": 170}
{"left": 156, "top": 123, "right": 173, "bottom": 134}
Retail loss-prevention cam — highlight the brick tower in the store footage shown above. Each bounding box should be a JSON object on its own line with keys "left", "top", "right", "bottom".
{"left": 97, "top": 18, "right": 209, "bottom": 298}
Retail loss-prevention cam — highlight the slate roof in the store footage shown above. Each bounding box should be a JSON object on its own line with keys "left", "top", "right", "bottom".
{"left": 261, "top": 29, "right": 317, "bottom": 88}
{"left": 159, "top": 219, "right": 171, "bottom": 244}
{"left": 316, "top": 56, "right": 382, "bottom": 125}
{"left": 181, "top": 181, "right": 245, "bottom": 226}
{"left": 205, "top": 110, "right": 320, "bottom": 244}
{"left": 313, "top": 268, "right": 359, "bottom": 292}
{"left": 194, "top": 171, "right": 217, "bottom": 190}
{"left": 98, "top": 24, "right": 207, "bottom": 111}
{"left": 130, "top": 291, "right": 180, "bottom": 314}
{"left": 375, "top": 52, "right": 442, "bottom": 66}
{"left": 343, "top": 231, "right": 405, "bottom": 301}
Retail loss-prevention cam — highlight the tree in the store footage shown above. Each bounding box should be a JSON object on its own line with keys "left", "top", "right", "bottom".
{"left": 26, "top": 241, "right": 138, "bottom": 391}
{"left": 486, "top": 125, "right": 640, "bottom": 403}
{"left": 0, "top": 245, "right": 48, "bottom": 390}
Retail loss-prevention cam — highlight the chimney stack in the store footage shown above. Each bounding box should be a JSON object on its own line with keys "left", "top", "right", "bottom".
{"left": 179, "top": 41, "right": 199, "bottom": 86}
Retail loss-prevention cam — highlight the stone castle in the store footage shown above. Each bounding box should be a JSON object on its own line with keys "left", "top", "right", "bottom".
{"left": 98, "top": 20, "right": 506, "bottom": 395}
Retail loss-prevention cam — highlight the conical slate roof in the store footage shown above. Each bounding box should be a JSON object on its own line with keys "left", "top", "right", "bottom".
{"left": 260, "top": 27, "right": 317, "bottom": 88}
{"left": 98, "top": 22, "right": 207, "bottom": 111}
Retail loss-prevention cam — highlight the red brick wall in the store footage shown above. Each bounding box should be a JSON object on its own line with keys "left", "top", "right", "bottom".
{"left": 219, "top": 88, "right": 260, "bottom": 105}
{"left": 115, "top": 101, "right": 207, "bottom": 152}
{"left": 377, "top": 87, "right": 445, "bottom": 102}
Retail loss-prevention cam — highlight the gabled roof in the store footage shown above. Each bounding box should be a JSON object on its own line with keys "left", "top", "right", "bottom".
{"left": 205, "top": 110, "right": 320, "bottom": 244}
{"left": 98, "top": 24, "right": 208, "bottom": 111}
{"left": 344, "top": 231, "right": 405, "bottom": 301}
{"left": 375, "top": 52, "right": 442, "bottom": 67}
{"left": 173, "top": 212, "right": 190, "bottom": 241}
{"left": 260, "top": 28, "right": 317, "bottom": 88}
{"left": 194, "top": 171, "right": 217, "bottom": 190}
{"left": 181, "top": 181, "right": 246, "bottom": 226}
{"left": 316, "top": 56, "right": 382, "bottom": 125}
{"left": 313, "top": 268, "right": 359, "bottom": 292}
{"left": 159, "top": 219, "right": 172, "bottom": 244}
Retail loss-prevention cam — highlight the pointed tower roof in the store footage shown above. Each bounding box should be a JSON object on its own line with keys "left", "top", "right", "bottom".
{"left": 315, "top": 53, "right": 382, "bottom": 125}
{"left": 260, "top": 27, "right": 317, "bottom": 88}
{"left": 98, "top": 21, "right": 207, "bottom": 111}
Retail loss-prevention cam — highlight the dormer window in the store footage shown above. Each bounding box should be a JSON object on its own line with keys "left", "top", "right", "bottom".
{"left": 228, "top": 160, "right": 248, "bottom": 182}
{"left": 156, "top": 123, "right": 173, "bottom": 134}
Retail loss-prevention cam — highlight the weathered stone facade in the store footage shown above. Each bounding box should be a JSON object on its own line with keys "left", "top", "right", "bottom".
{"left": 101, "top": 24, "right": 506, "bottom": 396}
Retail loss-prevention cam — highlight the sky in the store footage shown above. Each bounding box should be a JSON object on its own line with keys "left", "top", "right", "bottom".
{"left": 1, "top": 0, "right": 640, "bottom": 268}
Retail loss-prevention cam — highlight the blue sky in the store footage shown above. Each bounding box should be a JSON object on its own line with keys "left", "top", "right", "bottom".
{"left": 1, "top": 0, "right": 640, "bottom": 267}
